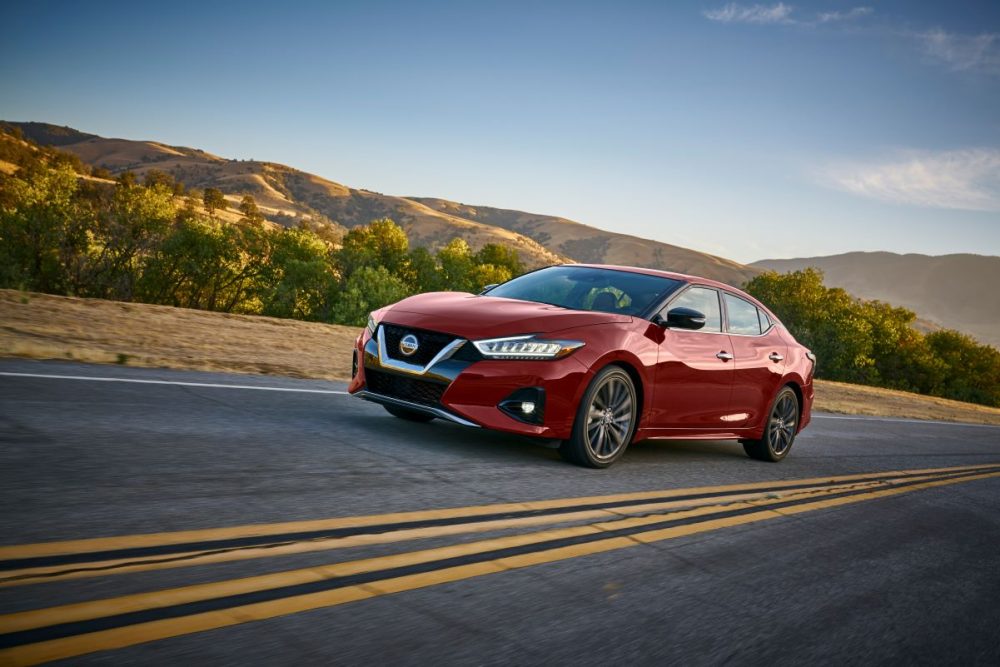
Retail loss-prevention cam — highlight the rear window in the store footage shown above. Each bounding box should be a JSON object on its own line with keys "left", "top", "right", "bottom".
{"left": 724, "top": 293, "right": 763, "bottom": 335}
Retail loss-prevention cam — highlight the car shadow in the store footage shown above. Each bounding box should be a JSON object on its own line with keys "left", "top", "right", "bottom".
{"left": 627, "top": 439, "right": 748, "bottom": 461}
{"left": 333, "top": 406, "right": 748, "bottom": 465}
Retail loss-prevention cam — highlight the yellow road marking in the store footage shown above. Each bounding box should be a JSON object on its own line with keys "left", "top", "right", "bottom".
{"left": 0, "top": 470, "right": 980, "bottom": 634}
{"left": 2, "top": 469, "right": 997, "bottom": 665}
{"left": 0, "top": 482, "right": 890, "bottom": 587}
{"left": 1, "top": 463, "right": 991, "bottom": 564}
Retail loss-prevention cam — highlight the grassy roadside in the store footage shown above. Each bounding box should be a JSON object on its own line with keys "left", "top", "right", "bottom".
{"left": 3, "top": 289, "right": 1000, "bottom": 426}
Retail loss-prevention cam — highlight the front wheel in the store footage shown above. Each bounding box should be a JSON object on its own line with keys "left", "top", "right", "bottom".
{"left": 560, "top": 366, "right": 637, "bottom": 468}
{"left": 742, "top": 386, "right": 799, "bottom": 462}
{"left": 383, "top": 404, "right": 436, "bottom": 423}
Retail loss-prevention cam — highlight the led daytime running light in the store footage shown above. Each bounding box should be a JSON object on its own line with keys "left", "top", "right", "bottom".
{"left": 473, "top": 335, "right": 584, "bottom": 359}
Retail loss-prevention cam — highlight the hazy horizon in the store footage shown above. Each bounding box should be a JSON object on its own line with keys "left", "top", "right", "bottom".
{"left": 2, "top": 0, "right": 998, "bottom": 263}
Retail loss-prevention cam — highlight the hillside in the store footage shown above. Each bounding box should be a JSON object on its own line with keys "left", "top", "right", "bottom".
{"left": 7, "top": 122, "right": 757, "bottom": 283}
{"left": 411, "top": 198, "right": 758, "bottom": 287}
{"left": 753, "top": 252, "right": 1000, "bottom": 348}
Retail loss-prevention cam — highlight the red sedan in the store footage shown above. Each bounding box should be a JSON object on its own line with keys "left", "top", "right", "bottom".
{"left": 349, "top": 264, "right": 815, "bottom": 468}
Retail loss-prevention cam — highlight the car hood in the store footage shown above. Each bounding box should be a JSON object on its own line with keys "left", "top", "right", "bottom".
{"left": 380, "top": 292, "right": 630, "bottom": 339}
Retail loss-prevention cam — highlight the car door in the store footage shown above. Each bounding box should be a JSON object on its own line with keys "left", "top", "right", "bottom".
{"left": 723, "top": 292, "right": 788, "bottom": 428}
{"left": 649, "top": 286, "right": 737, "bottom": 430}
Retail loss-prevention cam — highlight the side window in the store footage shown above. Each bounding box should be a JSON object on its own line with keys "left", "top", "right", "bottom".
{"left": 724, "top": 293, "right": 762, "bottom": 335}
{"left": 666, "top": 287, "right": 722, "bottom": 332}
{"left": 759, "top": 309, "right": 772, "bottom": 331}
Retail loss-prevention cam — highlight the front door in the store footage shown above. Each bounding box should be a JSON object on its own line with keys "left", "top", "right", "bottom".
{"left": 650, "top": 286, "right": 736, "bottom": 430}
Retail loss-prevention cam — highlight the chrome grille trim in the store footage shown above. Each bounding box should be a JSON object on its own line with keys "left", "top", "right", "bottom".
{"left": 376, "top": 325, "right": 466, "bottom": 376}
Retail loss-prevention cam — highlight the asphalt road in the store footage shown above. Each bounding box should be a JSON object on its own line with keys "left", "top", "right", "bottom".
{"left": 1, "top": 358, "right": 999, "bottom": 666}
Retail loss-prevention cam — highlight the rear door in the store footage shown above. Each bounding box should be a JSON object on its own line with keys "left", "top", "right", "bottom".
{"left": 650, "top": 286, "right": 737, "bottom": 429}
{"left": 723, "top": 293, "right": 788, "bottom": 428}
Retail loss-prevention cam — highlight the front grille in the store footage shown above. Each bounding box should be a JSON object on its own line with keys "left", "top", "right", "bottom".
{"left": 365, "top": 368, "right": 447, "bottom": 406}
{"left": 381, "top": 324, "right": 457, "bottom": 366}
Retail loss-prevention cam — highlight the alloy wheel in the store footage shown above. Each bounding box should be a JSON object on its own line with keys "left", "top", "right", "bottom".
{"left": 586, "top": 374, "right": 635, "bottom": 461}
{"left": 768, "top": 392, "right": 798, "bottom": 456}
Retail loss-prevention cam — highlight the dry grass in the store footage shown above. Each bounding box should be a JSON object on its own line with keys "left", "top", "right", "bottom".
{"left": 3, "top": 289, "right": 999, "bottom": 426}
{"left": 0, "top": 290, "right": 356, "bottom": 380}
{"left": 813, "top": 379, "right": 1000, "bottom": 425}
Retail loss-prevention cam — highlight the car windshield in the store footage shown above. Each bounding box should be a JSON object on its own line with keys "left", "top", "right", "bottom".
{"left": 485, "top": 266, "right": 684, "bottom": 316}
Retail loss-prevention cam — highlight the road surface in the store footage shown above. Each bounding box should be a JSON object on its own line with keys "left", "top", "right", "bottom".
{"left": 1, "top": 359, "right": 999, "bottom": 665}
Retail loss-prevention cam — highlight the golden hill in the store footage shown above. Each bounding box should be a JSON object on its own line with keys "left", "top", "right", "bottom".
{"left": 8, "top": 122, "right": 760, "bottom": 282}
{"left": 412, "top": 198, "right": 759, "bottom": 287}
{"left": 11, "top": 124, "right": 567, "bottom": 268}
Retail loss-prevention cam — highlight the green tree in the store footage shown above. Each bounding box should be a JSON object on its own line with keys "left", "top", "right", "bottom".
{"left": 436, "top": 237, "right": 475, "bottom": 292}
{"left": 474, "top": 243, "right": 524, "bottom": 277}
{"left": 202, "top": 188, "right": 227, "bottom": 215}
{"left": 239, "top": 194, "right": 263, "bottom": 226}
{"left": 0, "top": 163, "right": 90, "bottom": 293}
{"left": 257, "top": 228, "right": 338, "bottom": 319}
{"left": 471, "top": 263, "right": 512, "bottom": 291}
{"left": 925, "top": 331, "right": 1000, "bottom": 406}
{"left": 137, "top": 215, "right": 265, "bottom": 312}
{"left": 86, "top": 183, "right": 176, "bottom": 300}
{"left": 143, "top": 169, "right": 177, "bottom": 192}
{"left": 407, "top": 246, "right": 442, "bottom": 292}
{"left": 336, "top": 218, "right": 409, "bottom": 279}
{"left": 117, "top": 171, "right": 137, "bottom": 188}
{"left": 332, "top": 265, "right": 410, "bottom": 326}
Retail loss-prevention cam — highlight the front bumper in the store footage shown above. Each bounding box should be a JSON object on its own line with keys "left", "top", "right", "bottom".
{"left": 348, "top": 325, "right": 591, "bottom": 439}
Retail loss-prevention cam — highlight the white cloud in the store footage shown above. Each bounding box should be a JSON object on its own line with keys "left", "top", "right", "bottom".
{"left": 823, "top": 149, "right": 1000, "bottom": 212}
{"left": 818, "top": 6, "right": 872, "bottom": 23}
{"left": 703, "top": 4, "right": 873, "bottom": 26}
{"left": 917, "top": 29, "right": 1000, "bottom": 74}
{"left": 703, "top": 3, "right": 795, "bottom": 25}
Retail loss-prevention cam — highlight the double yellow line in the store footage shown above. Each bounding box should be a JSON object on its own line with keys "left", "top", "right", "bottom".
{"left": 1, "top": 463, "right": 998, "bottom": 665}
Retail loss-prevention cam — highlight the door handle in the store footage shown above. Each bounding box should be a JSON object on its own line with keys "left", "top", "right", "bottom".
{"left": 768, "top": 352, "right": 784, "bottom": 362}
{"left": 716, "top": 351, "right": 734, "bottom": 361}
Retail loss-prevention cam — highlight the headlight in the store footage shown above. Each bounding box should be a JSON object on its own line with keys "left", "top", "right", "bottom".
{"left": 806, "top": 351, "right": 816, "bottom": 363}
{"left": 473, "top": 335, "right": 585, "bottom": 360}
{"left": 366, "top": 314, "right": 379, "bottom": 337}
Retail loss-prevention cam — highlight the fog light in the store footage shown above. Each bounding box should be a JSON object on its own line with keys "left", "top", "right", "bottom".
{"left": 499, "top": 388, "right": 546, "bottom": 425}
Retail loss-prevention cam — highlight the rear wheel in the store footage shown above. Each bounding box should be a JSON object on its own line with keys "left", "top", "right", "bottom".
{"left": 560, "top": 366, "right": 637, "bottom": 468}
{"left": 383, "top": 404, "right": 436, "bottom": 423}
{"left": 742, "top": 386, "right": 799, "bottom": 462}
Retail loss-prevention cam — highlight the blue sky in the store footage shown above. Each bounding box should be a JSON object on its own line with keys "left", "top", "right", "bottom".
{"left": 2, "top": 0, "right": 998, "bottom": 263}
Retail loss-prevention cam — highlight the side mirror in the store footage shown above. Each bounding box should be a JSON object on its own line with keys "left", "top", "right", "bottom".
{"left": 479, "top": 284, "right": 499, "bottom": 295}
{"left": 663, "top": 307, "right": 707, "bottom": 330}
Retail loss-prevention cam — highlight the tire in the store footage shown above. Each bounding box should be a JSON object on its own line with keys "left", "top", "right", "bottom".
{"left": 383, "top": 404, "right": 436, "bottom": 423}
{"left": 560, "top": 366, "right": 638, "bottom": 468}
{"left": 742, "top": 386, "right": 799, "bottom": 462}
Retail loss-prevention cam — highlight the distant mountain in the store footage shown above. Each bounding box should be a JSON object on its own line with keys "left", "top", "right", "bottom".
{"left": 752, "top": 252, "right": 1000, "bottom": 348}
{"left": 6, "top": 121, "right": 758, "bottom": 284}
{"left": 411, "top": 199, "right": 758, "bottom": 287}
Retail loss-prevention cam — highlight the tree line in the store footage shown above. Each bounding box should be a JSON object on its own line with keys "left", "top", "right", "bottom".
{"left": 745, "top": 269, "right": 1000, "bottom": 407}
{"left": 1, "top": 126, "right": 997, "bottom": 407}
